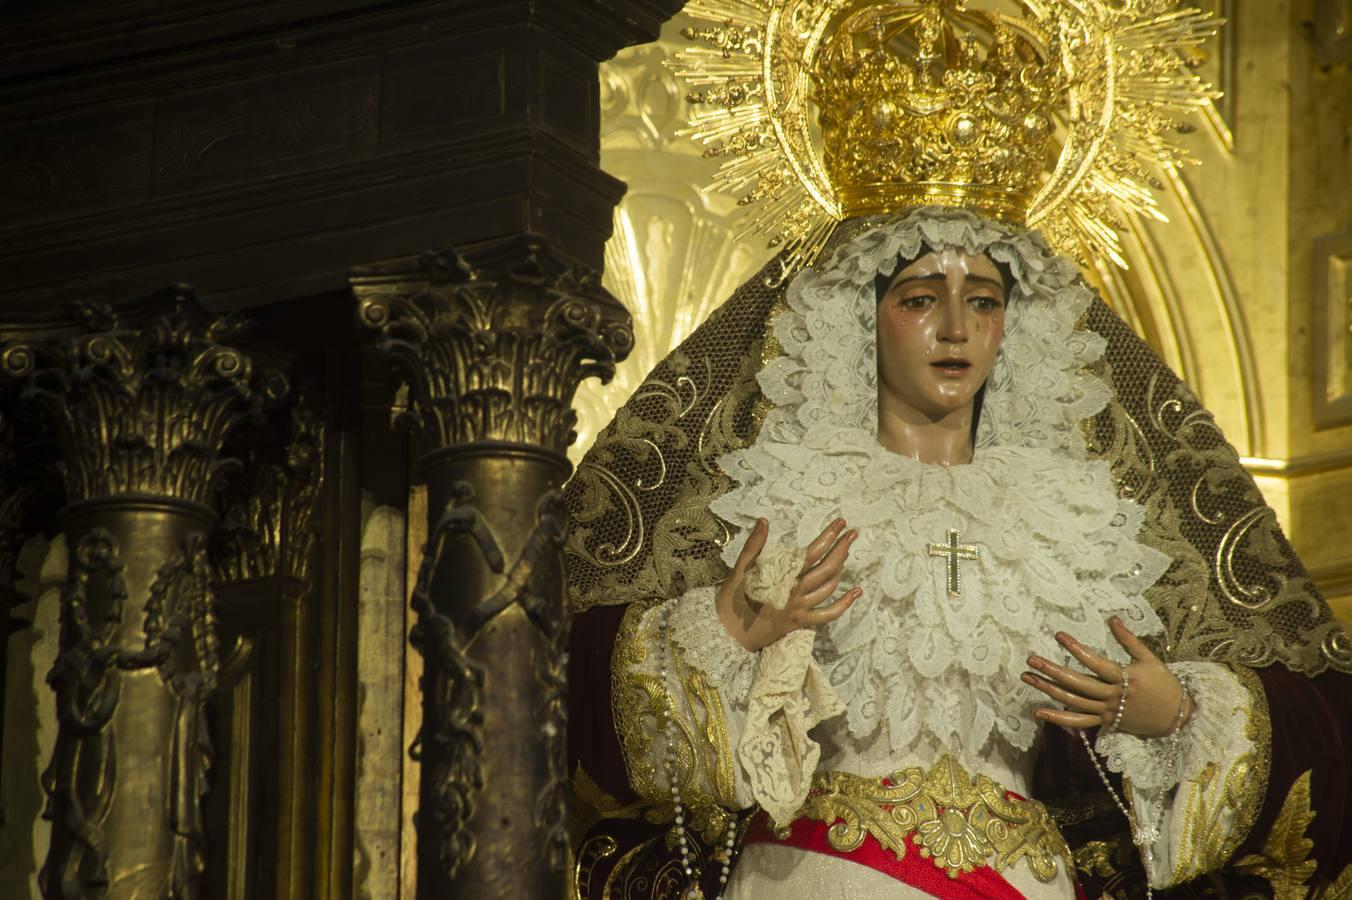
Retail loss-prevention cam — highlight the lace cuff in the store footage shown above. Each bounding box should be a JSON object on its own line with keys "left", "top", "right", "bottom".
{"left": 744, "top": 542, "right": 805, "bottom": 608}
{"left": 670, "top": 585, "right": 757, "bottom": 703}
{"left": 736, "top": 628, "right": 846, "bottom": 827}
{"left": 1094, "top": 661, "right": 1251, "bottom": 795}
{"left": 1094, "top": 661, "right": 1257, "bottom": 887}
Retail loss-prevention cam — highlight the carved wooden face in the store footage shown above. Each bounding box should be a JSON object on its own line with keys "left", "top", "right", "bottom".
{"left": 875, "top": 248, "right": 1007, "bottom": 422}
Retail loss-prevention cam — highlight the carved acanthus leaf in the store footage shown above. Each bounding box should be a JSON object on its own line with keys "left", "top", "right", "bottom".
{"left": 212, "top": 406, "right": 324, "bottom": 586}
{"left": 0, "top": 288, "right": 288, "bottom": 506}
{"left": 353, "top": 236, "right": 632, "bottom": 454}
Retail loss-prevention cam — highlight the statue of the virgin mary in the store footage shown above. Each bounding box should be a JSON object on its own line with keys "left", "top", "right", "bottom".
{"left": 564, "top": 2, "right": 1352, "bottom": 898}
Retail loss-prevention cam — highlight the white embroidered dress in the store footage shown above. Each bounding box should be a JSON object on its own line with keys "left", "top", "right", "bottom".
{"left": 618, "top": 211, "right": 1260, "bottom": 898}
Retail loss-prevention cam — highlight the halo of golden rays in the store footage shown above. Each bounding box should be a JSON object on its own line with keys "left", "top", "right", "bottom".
{"left": 672, "top": 0, "right": 1220, "bottom": 279}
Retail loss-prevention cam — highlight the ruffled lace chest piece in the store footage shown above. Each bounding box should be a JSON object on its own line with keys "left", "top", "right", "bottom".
{"left": 714, "top": 431, "right": 1167, "bottom": 769}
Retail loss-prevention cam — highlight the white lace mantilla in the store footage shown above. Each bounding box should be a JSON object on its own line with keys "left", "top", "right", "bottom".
{"left": 701, "top": 209, "right": 1171, "bottom": 773}
{"left": 755, "top": 209, "right": 1110, "bottom": 456}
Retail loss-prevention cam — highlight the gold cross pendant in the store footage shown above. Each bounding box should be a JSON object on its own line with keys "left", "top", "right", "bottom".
{"left": 927, "top": 529, "right": 980, "bottom": 598}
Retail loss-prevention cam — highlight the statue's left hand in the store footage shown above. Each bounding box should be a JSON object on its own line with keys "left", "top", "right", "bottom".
{"left": 1022, "top": 616, "right": 1193, "bottom": 738}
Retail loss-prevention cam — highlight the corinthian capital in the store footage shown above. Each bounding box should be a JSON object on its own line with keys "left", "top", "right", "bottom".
{"left": 353, "top": 235, "right": 632, "bottom": 454}
{"left": 212, "top": 405, "right": 324, "bottom": 589}
{"left": 0, "top": 287, "right": 288, "bottom": 507}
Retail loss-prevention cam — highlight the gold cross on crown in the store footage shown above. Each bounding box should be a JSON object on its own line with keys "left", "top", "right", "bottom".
{"left": 927, "top": 529, "right": 980, "bottom": 598}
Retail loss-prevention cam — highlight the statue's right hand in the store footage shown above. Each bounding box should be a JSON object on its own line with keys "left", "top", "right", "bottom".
{"left": 715, "top": 517, "right": 863, "bottom": 653}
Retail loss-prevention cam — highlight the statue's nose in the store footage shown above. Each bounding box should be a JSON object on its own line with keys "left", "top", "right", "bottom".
{"left": 938, "top": 297, "right": 970, "bottom": 343}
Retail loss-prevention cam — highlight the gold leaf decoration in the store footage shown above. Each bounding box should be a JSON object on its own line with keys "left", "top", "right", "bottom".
{"left": 1235, "top": 769, "right": 1319, "bottom": 900}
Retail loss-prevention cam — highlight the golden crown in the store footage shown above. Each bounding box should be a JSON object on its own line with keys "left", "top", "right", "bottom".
{"left": 813, "top": 3, "right": 1060, "bottom": 224}
{"left": 674, "top": 0, "right": 1220, "bottom": 278}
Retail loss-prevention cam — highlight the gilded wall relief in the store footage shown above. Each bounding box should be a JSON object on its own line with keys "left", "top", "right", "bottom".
{"left": 576, "top": 16, "right": 774, "bottom": 463}
{"left": 1190, "top": 0, "right": 1236, "bottom": 147}
{"left": 1313, "top": 228, "right": 1352, "bottom": 429}
{"left": 353, "top": 504, "right": 407, "bottom": 900}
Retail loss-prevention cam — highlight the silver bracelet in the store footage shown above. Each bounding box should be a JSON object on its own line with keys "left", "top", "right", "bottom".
{"left": 1104, "top": 666, "right": 1129, "bottom": 733}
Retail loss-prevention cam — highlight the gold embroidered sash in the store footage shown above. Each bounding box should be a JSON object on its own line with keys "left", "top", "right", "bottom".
{"left": 792, "top": 754, "right": 1072, "bottom": 882}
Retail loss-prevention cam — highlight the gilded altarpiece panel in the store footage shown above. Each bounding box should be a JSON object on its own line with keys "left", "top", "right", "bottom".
{"left": 353, "top": 502, "right": 407, "bottom": 900}
{"left": 573, "top": 18, "right": 775, "bottom": 463}
{"left": 1314, "top": 229, "right": 1352, "bottom": 429}
{"left": 0, "top": 537, "right": 60, "bottom": 896}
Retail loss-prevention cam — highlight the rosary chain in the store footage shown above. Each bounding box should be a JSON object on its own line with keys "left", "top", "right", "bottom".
{"left": 1073, "top": 661, "right": 1194, "bottom": 900}
{"left": 660, "top": 601, "right": 739, "bottom": 899}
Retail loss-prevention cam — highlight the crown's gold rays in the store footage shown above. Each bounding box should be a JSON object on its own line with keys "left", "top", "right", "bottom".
{"left": 670, "top": 0, "right": 1220, "bottom": 277}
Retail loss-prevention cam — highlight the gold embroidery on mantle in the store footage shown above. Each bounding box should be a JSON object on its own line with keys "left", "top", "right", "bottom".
{"left": 1170, "top": 664, "right": 1271, "bottom": 883}
{"left": 612, "top": 601, "right": 661, "bottom": 798}
{"left": 566, "top": 254, "right": 789, "bottom": 615}
{"left": 1321, "top": 861, "right": 1352, "bottom": 899}
{"left": 794, "top": 755, "right": 1071, "bottom": 882}
{"left": 571, "top": 766, "right": 645, "bottom": 851}
{"left": 1072, "top": 835, "right": 1141, "bottom": 898}
{"left": 610, "top": 600, "right": 736, "bottom": 843}
{"left": 1084, "top": 314, "right": 1352, "bottom": 677}
{"left": 570, "top": 833, "right": 618, "bottom": 900}
{"left": 671, "top": 636, "right": 737, "bottom": 806}
{"left": 1235, "top": 770, "right": 1318, "bottom": 900}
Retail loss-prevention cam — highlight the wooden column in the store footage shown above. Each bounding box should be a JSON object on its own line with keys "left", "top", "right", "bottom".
{"left": 355, "top": 237, "right": 631, "bottom": 897}
{"left": 0, "top": 291, "right": 285, "bottom": 899}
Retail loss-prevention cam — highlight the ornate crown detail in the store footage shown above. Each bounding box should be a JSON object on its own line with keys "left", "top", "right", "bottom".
{"left": 814, "top": 4, "right": 1060, "bottom": 225}
{"left": 673, "top": 0, "right": 1220, "bottom": 279}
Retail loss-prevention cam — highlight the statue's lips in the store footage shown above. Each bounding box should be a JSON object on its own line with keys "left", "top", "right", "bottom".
{"left": 930, "top": 359, "right": 971, "bottom": 376}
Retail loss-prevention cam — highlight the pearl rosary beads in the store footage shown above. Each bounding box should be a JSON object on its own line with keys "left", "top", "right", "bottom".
{"left": 1078, "top": 727, "right": 1164, "bottom": 899}
{"left": 1074, "top": 675, "right": 1193, "bottom": 900}
{"left": 659, "top": 602, "right": 740, "bottom": 899}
